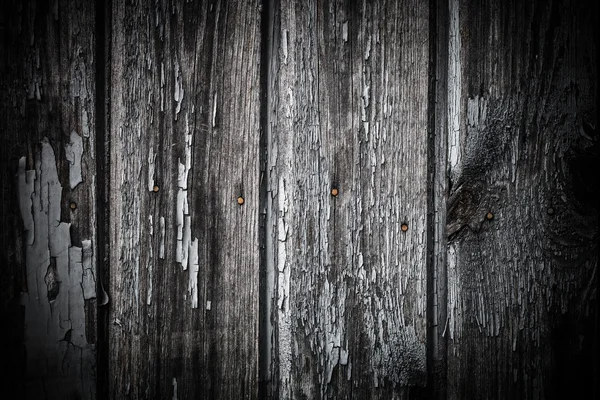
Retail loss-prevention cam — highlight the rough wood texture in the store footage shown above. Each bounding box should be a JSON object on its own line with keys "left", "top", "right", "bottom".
{"left": 0, "top": 0, "right": 98, "bottom": 398}
{"left": 108, "top": 0, "right": 262, "bottom": 398}
{"left": 267, "top": 1, "right": 430, "bottom": 397}
{"left": 444, "top": 0, "right": 598, "bottom": 398}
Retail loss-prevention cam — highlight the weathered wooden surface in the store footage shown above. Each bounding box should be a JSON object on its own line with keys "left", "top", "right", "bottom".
{"left": 443, "top": 0, "right": 598, "bottom": 398}
{"left": 267, "top": 0, "right": 430, "bottom": 397}
{"left": 108, "top": 0, "right": 262, "bottom": 398}
{"left": 2, "top": 0, "right": 598, "bottom": 398}
{"left": 0, "top": 0, "right": 98, "bottom": 398}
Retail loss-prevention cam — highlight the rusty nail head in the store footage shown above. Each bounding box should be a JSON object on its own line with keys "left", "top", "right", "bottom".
{"left": 237, "top": 196, "right": 245, "bottom": 205}
{"left": 547, "top": 207, "right": 555, "bottom": 215}
{"left": 153, "top": 185, "right": 160, "bottom": 192}
{"left": 486, "top": 212, "right": 494, "bottom": 220}
{"left": 69, "top": 201, "right": 77, "bottom": 210}
{"left": 331, "top": 188, "right": 339, "bottom": 197}
{"left": 401, "top": 223, "right": 409, "bottom": 232}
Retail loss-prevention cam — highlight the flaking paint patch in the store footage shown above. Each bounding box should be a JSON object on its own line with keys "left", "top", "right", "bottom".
{"left": 175, "top": 113, "right": 199, "bottom": 308}
{"left": 18, "top": 138, "right": 95, "bottom": 398}
{"left": 448, "top": 0, "right": 462, "bottom": 181}
{"left": 276, "top": 176, "right": 292, "bottom": 393}
{"left": 65, "top": 130, "right": 84, "bottom": 189}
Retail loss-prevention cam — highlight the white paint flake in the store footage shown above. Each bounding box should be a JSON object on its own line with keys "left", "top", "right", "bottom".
{"left": 159, "top": 216, "right": 165, "bottom": 259}
{"left": 147, "top": 215, "right": 154, "bottom": 305}
{"left": 65, "top": 130, "right": 83, "bottom": 189}
{"left": 174, "top": 61, "right": 184, "bottom": 118}
{"left": 211, "top": 92, "right": 218, "bottom": 128}
{"left": 148, "top": 146, "right": 157, "bottom": 192}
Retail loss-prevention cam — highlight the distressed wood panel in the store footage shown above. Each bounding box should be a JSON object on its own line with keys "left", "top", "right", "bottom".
{"left": 108, "top": 0, "right": 262, "bottom": 398}
{"left": 444, "top": 0, "right": 598, "bottom": 398}
{"left": 0, "top": 0, "right": 98, "bottom": 398}
{"left": 267, "top": 0, "right": 430, "bottom": 398}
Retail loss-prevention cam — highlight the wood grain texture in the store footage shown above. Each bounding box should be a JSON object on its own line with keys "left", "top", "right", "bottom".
{"left": 0, "top": 0, "right": 98, "bottom": 398}
{"left": 444, "top": 0, "right": 598, "bottom": 398}
{"left": 108, "top": 0, "right": 262, "bottom": 398}
{"left": 267, "top": 0, "right": 430, "bottom": 398}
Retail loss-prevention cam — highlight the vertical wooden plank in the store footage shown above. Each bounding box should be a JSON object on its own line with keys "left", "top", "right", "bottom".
{"left": 108, "top": 0, "right": 262, "bottom": 398}
{"left": 444, "top": 0, "right": 598, "bottom": 398}
{"left": 268, "top": 0, "right": 430, "bottom": 397}
{"left": 0, "top": 0, "right": 97, "bottom": 398}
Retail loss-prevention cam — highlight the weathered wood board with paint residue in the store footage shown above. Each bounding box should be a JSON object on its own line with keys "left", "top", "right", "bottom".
{"left": 108, "top": 1, "right": 262, "bottom": 398}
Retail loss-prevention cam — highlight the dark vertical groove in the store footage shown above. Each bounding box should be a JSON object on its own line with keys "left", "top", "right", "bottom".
{"left": 95, "top": 0, "right": 110, "bottom": 397}
{"left": 425, "top": 0, "right": 438, "bottom": 393}
{"left": 427, "top": 0, "right": 449, "bottom": 398}
{"left": 258, "top": 0, "right": 272, "bottom": 398}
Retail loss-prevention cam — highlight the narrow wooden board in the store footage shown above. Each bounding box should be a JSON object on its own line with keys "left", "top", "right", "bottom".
{"left": 0, "top": 0, "right": 98, "bottom": 398}
{"left": 444, "top": 0, "right": 598, "bottom": 398}
{"left": 267, "top": 1, "right": 430, "bottom": 397}
{"left": 108, "top": 1, "right": 262, "bottom": 398}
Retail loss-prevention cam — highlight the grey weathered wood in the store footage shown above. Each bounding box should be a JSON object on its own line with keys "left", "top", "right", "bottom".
{"left": 443, "top": 0, "right": 598, "bottom": 398}
{"left": 108, "top": 0, "right": 262, "bottom": 398}
{"left": 0, "top": 0, "right": 98, "bottom": 398}
{"left": 267, "top": 0, "right": 430, "bottom": 397}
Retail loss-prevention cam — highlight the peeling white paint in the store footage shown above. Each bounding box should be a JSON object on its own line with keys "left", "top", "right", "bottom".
{"left": 174, "top": 60, "right": 184, "bottom": 118}
{"left": 188, "top": 239, "right": 199, "bottom": 308}
{"left": 174, "top": 113, "right": 199, "bottom": 308}
{"left": 342, "top": 22, "right": 348, "bottom": 42}
{"left": 18, "top": 138, "right": 94, "bottom": 397}
{"left": 65, "top": 130, "right": 84, "bottom": 189}
{"left": 147, "top": 215, "right": 154, "bottom": 305}
{"left": 448, "top": 0, "right": 462, "bottom": 180}
{"left": 148, "top": 146, "right": 157, "bottom": 192}
{"left": 276, "top": 176, "right": 292, "bottom": 393}
{"left": 212, "top": 92, "right": 218, "bottom": 128}
{"left": 206, "top": 300, "right": 212, "bottom": 311}
{"left": 159, "top": 216, "right": 165, "bottom": 259}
